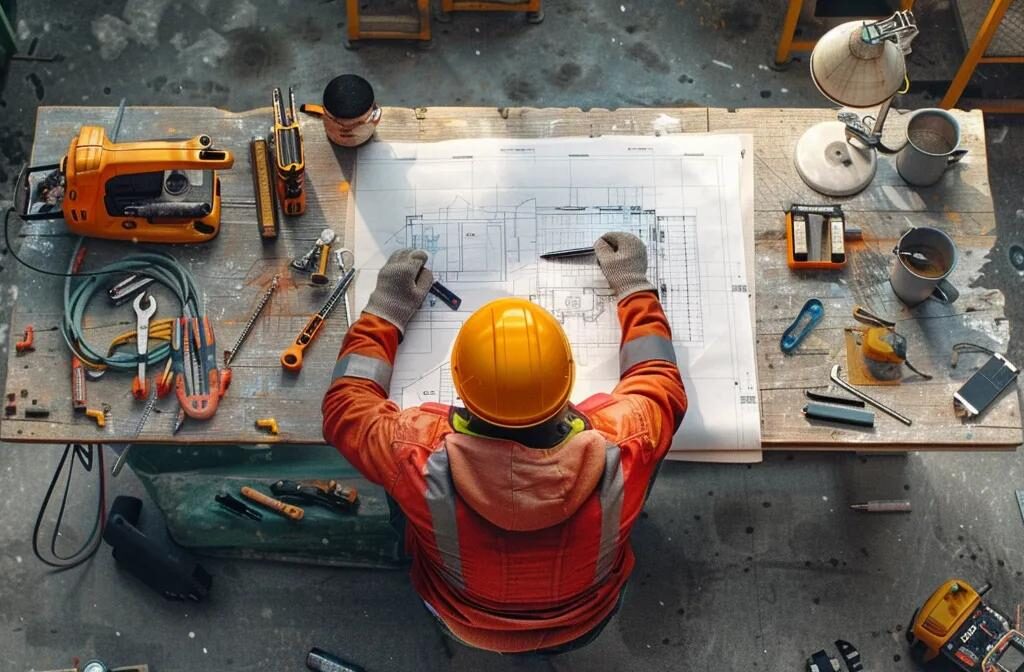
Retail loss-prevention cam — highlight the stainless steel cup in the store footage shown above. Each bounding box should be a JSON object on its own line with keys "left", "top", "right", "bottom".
{"left": 889, "top": 227, "right": 959, "bottom": 306}
{"left": 896, "top": 109, "right": 967, "bottom": 187}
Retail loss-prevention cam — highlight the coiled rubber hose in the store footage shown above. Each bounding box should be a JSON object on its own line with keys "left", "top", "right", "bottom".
{"left": 61, "top": 241, "right": 203, "bottom": 372}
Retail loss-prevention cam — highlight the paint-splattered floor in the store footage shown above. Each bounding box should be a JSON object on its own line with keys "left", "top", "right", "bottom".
{"left": 1, "top": 1, "right": 1024, "bottom": 670}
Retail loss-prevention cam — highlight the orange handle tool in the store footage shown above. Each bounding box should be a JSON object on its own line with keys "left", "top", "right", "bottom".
{"left": 172, "top": 317, "right": 226, "bottom": 420}
{"left": 241, "top": 486, "right": 304, "bottom": 521}
{"left": 310, "top": 242, "right": 331, "bottom": 286}
{"left": 280, "top": 314, "right": 325, "bottom": 373}
{"left": 280, "top": 266, "right": 355, "bottom": 373}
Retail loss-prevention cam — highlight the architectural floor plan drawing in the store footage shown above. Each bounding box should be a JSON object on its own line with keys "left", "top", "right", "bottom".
{"left": 352, "top": 135, "right": 760, "bottom": 457}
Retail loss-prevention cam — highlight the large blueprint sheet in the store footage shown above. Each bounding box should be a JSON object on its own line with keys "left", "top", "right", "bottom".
{"left": 352, "top": 135, "right": 760, "bottom": 457}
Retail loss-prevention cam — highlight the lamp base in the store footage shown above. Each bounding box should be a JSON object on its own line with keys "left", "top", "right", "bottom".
{"left": 794, "top": 121, "right": 877, "bottom": 197}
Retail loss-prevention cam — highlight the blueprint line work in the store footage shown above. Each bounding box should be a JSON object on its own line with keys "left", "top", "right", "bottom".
{"left": 352, "top": 135, "right": 760, "bottom": 456}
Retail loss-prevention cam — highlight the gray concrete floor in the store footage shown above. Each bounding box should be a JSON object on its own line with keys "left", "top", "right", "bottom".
{"left": 2, "top": 1, "right": 1024, "bottom": 670}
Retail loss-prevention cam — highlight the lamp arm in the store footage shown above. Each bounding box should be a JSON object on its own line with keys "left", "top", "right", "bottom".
{"left": 840, "top": 98, "right": 903, "bottom": 154}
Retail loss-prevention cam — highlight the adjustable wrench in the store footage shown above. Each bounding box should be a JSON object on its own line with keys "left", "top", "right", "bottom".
{"left": 131, "top": 292, "right": 157, "bottom": 400}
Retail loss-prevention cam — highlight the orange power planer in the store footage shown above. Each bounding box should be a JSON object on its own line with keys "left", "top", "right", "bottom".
{"left": 16, "top": 126, "right": 234, "bottom": 244}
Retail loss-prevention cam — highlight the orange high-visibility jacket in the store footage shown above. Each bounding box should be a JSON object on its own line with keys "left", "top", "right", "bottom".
{"left": 322, "top": 291, "right": 686, "bottom": 653}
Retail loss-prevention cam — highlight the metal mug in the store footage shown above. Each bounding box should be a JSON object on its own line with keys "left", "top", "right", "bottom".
{"left": 321, "top": 74, "right": 382, "bottom": 148}
{"left": 896, "top": 108, "right": 967, "bottom": 187}
{"left": 889, "top": 226, "right": 959, "bottom": 306}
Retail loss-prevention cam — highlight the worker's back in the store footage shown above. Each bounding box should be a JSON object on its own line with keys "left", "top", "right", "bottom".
{"left": 383, "top": 390, "right": 666, "bottom": 652}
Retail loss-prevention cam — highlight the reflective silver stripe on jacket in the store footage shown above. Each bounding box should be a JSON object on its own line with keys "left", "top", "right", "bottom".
{"left": 619, "top": 334, "right": 677, "bottom": 375}
{"left": 424, "top": 449, "right": 465, "bottom": 590}
{"left": 331, "top": 353, "right": 393, "bottom": 390}
{"left": 594, "top": 442, "right": 625, "bottom": 580}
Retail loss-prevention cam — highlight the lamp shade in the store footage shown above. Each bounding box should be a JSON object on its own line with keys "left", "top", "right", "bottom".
{"left": 810, "top": 20, "right": 907, "bottom": 108}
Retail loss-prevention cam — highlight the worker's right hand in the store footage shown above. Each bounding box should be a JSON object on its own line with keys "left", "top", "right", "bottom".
{"left": 594, "top": 232, "right": 656, "bottom": 302}
{"left": 363, "top": 249, "right": 434, "bottom": 334}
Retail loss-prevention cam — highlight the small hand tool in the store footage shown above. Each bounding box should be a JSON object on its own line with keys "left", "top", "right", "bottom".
{"left": 131, "top": 293, "right": 157, "bottom": 400}
{"left": 780, "top": 298, "right": 824, "bottom": 354}
{"left": 834, "top": 640, "right": 864, "bottom": 672}
{"left": 241, "top": 486, "right": 304, "bottom": 521}
{"left": 272, "top": 86, "right": 306, "bottom": 216}
{"left": 850, "top": 306, "right": 931, "bottom": 381}
{"left": 271, "top": 479, "right": 359, "bottom": 513}
{"left": 540, "top": 246, "right": 595, "bottom": 260}
{"left": 255, "top": 417, "right": 279, "bottom": 435}
{"left": 112, "top": 387, "right": 158, "bottom": 476}
{"left": 428, "top": 280, "right": 462, "bottom": 310}
{"left": 155, "top": 358, "right": 175, "bottom": 398}
{"left": 216, "top": 492, "right": 263, "bottom": 521}
{"left": 281, "top": 266, "right": 356, "bottom": 372}
{"left": 15, "top": 326, "right": 35, "bottom": 353}
{"left": 803, "top": 402, "right": 875, "bottom": 428}
{"left": 71, "top": 356, "right": 89, "bottom": 413}
{"left": 86, "top": 408, "right": 107, "bottom": 427}
{"left": 335, "top": 249, "right": 354, "bottom": 327}
{"left": 249, "top": 135, "right": 279, "bottom": 239}
{"left": 172, "top": 316, "right": 226, "bottom": 420}
{"left": 849, "top": 500, "right": 911, "bottom": 512}
{"left": 829, "top": 364, "right": 912, "bottom": 425}
{"left": 108, "top": 274, "right": 155, "bottom": 306}
{"left": 292, "top": 229, "right": 336, "bottom": 272}
{"left": 804, "top": 389, "right": 865, "bottom": 407}
{"left": 306, "top": 647, "right": 368, "bottom": 672}
{"left": 310, "top": 239, "right": 333, "bottom": 286}
{"left": 24, "top": 404, "right": 51, "bottom": 418}
{"left": 224, "top": 275, "right": 279, "bottom": 367}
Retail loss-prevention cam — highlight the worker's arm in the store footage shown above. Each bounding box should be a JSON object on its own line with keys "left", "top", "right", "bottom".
{"left": 595, "top": 232, "right": 686, "bottom": 454}
{"left": 612, "top": 291, "right": 687, "bottom": 447}
{"left": 321, "top": 249, "right": 434, "bottom": 487}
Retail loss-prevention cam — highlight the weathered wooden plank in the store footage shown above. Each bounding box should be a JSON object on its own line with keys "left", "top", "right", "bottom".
{"left": 2, "top": 105, "right": 1019, "bottom": 451}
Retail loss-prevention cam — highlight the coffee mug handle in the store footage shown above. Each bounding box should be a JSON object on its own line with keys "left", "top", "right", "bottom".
{"left": 947, "top": 149, "right": 968, "bottom": 166}
{"left": 931, "top": 278, "right": 959, "bottom": 304}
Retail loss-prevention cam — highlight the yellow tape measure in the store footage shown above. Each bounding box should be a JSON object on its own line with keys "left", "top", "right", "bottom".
{"left": 249, "top": 136, "right": 279, "bottom": 239}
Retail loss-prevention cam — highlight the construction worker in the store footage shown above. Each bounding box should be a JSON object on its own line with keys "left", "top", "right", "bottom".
{"left": 322, "top": 232, "right": 686, "bottom": 654}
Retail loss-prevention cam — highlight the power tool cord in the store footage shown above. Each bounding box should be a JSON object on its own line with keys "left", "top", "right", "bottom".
{"left": 32, "top": 443, "right": 107, "bottom": 570}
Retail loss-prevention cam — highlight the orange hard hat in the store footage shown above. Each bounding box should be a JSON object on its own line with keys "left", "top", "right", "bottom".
{"left": 450, "top": 298, "right": 575, "bottom": 428}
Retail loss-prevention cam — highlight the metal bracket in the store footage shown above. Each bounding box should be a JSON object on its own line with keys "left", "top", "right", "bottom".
{"left": 861, "top": 10, "right": 919, "bottom": 54}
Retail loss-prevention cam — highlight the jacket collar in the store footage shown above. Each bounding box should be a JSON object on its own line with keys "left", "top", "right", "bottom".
{"left": 449, "top": 405, "right": 589, "bottom": 449}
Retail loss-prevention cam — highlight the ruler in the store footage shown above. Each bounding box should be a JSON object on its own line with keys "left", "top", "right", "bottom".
{"left": 249, "top": 135, "right": 279, "bottom": 239}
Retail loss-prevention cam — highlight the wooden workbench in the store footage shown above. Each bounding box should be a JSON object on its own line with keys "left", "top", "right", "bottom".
{"left": 2, "top": 105, "right": 1020, "bottom": 454}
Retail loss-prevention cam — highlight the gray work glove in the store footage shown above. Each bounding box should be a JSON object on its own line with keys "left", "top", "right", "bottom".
{"left": 594, "top": 232, "right": 656, "bottom": 302}
{"left": 363, "top": 249, "right": 434, "bottom": 333}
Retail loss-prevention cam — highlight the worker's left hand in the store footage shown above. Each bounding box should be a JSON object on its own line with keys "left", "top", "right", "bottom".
{"left": 363, "top": 249, "right": 434, "bottom": 333}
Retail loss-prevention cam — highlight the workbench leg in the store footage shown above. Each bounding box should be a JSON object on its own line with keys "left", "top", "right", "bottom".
{"left": 774, "top": 0, "right": 804, "bottom": 67}
{"left": 940, "top": 0, "right": 1013, "bottom": 109}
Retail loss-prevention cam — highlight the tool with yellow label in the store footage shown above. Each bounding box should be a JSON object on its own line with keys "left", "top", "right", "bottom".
{"left": 845, "top": 305, "right": 932, "bottom": 384}
{"left": 908, "top": 579, "right": 1024, "bottom": 671}
{"left": 271, "top": 86, "right": 306, "bottom": 216}
{"left": 249, "top": 135, "right": 279, "bottom": 239}
{"left": 16, "top": 126, "right": 234, "bottom": 243}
